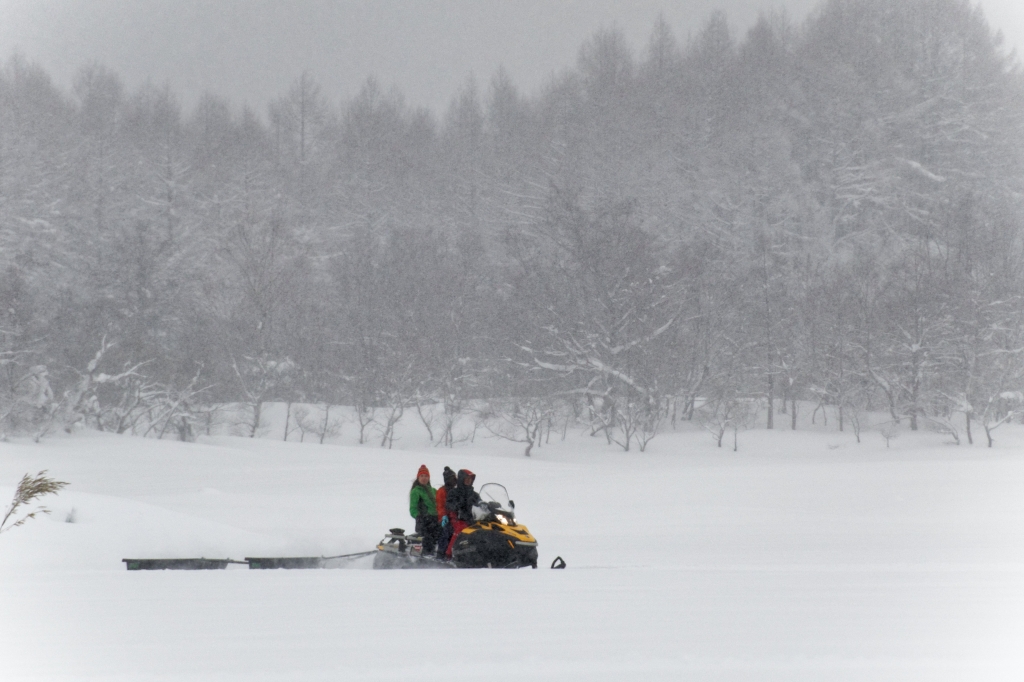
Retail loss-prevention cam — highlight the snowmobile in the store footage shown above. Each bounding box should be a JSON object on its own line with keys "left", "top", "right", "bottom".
{"left": 373, "top": 483, "right": 539, "bottom": 569}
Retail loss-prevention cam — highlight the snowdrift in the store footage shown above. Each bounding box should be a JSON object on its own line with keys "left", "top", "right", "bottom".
{"left": 2, "top": 419, "right": 1023, "bottom": 681}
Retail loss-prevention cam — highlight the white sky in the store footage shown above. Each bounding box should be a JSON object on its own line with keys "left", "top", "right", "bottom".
{"left": 0, "top": 0, "right": 1020, "bottom": 117}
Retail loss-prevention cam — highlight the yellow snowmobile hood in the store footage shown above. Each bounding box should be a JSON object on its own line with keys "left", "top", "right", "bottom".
{"left": 461, "top": 520, "right": 536, "bottom": 545}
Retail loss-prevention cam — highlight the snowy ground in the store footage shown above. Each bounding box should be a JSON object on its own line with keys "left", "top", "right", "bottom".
{"left": 2, "top": 409, "right": 1023, "bottom": 681}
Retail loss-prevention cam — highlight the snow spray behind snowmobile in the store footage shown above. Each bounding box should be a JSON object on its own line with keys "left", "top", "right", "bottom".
{"left": 373, "top": 483, "right": 540, "bottom": 569}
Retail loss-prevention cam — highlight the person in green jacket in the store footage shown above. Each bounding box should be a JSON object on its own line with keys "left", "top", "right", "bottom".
{"left": 409, "top": 464, "right": 440, "bottom": 554}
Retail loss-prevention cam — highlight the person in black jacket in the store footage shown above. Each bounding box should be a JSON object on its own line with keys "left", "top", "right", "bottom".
{"left": 435, "top": 466, "right": 458, "bottom": 558}
{"left": 443, "top": 469, "right": 480, "bottom": 557}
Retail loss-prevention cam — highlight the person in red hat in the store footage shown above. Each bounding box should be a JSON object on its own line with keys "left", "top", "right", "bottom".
{"left": 409, "top": 465, "right": 440, "bottom": 554}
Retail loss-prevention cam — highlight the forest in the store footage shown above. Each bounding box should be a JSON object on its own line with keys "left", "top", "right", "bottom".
{"left": 1, "top": 0, "right": 1022, "bottom": 449}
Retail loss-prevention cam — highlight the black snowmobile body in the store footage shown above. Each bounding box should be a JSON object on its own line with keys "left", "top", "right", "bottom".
{"left": 451, "top": 483, "right": 538, "bottom": 568}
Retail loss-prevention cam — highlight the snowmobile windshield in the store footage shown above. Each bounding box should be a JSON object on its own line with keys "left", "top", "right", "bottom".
{"left": 478, "top": 483, "right": 512, "bottom": 513}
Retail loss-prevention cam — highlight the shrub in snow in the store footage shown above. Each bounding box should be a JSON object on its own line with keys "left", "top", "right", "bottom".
{"left": 878, "top": 420, "right": 902, "bottom": 448}
{"left": 922, "top": 415, "right": 961, "bottom": 445}
{"left": 231, "top": 355, "right": 296, "bottom": 438}
{"left": 698, "top": 395, "right": 761, "bottom": 451}
{"left": 293, "top": 404, "right": 344, "bottom": 444}
{"left": 481, "top": 398, "right": 556, "bottom": 457}
{"left": 0, "top": 471, "right": 69, "bottom": 534}
{"left": 980, "top": 391, "right": 1024, "bottom": 447}
{"left": 610, "top": 398, "right": 663, "bottom": 452}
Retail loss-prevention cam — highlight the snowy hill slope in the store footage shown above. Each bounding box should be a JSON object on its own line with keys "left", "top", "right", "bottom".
{"left": 2, "top": 421, "right": 1023, "bottom": 681}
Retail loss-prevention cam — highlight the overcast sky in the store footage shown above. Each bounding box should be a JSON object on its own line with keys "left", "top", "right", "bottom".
{"left": 0, "top": 0, "right": 1020, "bottom": 118}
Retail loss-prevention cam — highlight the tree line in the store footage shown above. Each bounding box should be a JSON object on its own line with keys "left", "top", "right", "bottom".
{"left": 2, "top": 0, "right": 1023, "bottom": 448}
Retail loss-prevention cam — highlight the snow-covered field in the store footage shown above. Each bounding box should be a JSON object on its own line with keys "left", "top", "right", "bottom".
{"left": 2, "top": 411, "right": 1023, "bottom": 681}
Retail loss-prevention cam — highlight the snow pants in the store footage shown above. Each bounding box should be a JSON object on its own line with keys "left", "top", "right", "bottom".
{"left": 445, "top": 519, "right": 469, "bottom": 558}
{"left": 415, "top": 514, "right": 441, "bottom": 554}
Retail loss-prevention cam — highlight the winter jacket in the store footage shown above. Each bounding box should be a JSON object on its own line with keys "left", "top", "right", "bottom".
{"left": 436, "top": 466, "right": 458, "bottom": 521}
{"left": 436, "top": 486, "right": 450, "bottom": 522}
{"left": 409, "top": 482, "right": 437, "bottom": 519}
{"left": 445, "top": 469, "right": 481, "bottom": 524}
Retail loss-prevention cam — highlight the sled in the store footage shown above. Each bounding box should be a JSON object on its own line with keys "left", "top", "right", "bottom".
{"left": 122, "top": 558, "right": 245, "bottom": 570}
